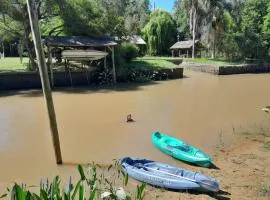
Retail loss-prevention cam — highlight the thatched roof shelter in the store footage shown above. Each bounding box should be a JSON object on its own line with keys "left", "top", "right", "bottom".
{"left": 170, "top": 40, "right": 199, "bottom": 50}
{"left": 170, "top": 40, "right": 204, "bottom": 58}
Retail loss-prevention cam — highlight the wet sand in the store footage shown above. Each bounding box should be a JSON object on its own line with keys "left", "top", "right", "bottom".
{"left": 0, "top": 71, "right": 270, "bottom": 198}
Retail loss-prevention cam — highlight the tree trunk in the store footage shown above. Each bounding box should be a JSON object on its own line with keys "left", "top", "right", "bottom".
{"left": 1, "top": 42, "right": 4, "bottom": 59}
{"left": 192, "top": 4, "right": 197, "bottom": 59}
{"left": 24, "top": 21, "right": 36, "bottom": 70}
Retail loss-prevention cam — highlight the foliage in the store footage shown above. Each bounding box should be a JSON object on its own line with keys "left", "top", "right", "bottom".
{"left": 0, "top": 163, "right": 147, "bottom": 200}
{"left": 117, "top": 58, "right": 177, "bottom": 83}
{"left": 263, "top": 2, "right": 270, "bottom": 33}
{"left": 241, "top": 0, "right": 268, "bottom": 34}
{"left": 142, "top": 9, "right": 177, "bottom": 55}
{"left": 173, "top": 0, "right": 190, "bottom": 40}
{"left": 120, "top": 43, "right": 139, "bottom": 62}
{"left": 216, "top": 11, "right": 239, "bottom": 60}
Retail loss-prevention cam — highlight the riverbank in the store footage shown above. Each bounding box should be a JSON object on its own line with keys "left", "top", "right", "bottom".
{"left": 0, "top": 68, "right": 183, "bottom": 90}
{"left": 182, "top": 62, "right": 270, "bottom": 75}
{"left": 0, "top": 57, "right": 183, "bottom": 90}
{"left": 138, "top": 126, "right": 270, "bottom": 199}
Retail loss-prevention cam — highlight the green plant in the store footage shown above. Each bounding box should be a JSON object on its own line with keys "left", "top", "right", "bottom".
{"left": 0, "top": 162, "right": 147, "bottom": 200}
{"left": 120, "top": 43, "right": 139, "bottom": 62}
{"left": 262, "top": 141, "right": 270, "bottom": 151}
{"left": 257, "top": 183, "right": 270, "bottom": 198}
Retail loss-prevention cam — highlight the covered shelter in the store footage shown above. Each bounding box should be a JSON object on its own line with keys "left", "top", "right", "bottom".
{"left": 170, "top": 40, "right": 204, "bottom": 58}
{"left": 129, "top": 36, "right": 146, "bottom": 45}
{"left": 44, "top": 36, "right": 118, "bottom": 87}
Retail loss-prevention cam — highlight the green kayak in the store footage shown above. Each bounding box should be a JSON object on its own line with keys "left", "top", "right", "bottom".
{"left": 152, "top": 132, "right": 212, "bottom": 168}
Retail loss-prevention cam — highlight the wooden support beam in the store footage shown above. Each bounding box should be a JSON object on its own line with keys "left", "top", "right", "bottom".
{"left": 47, "top": 46, "right": 54, "bottom": 88}
{"left": 26, "top": 0, "right": 62, "bottom": 164}
{"left": 112, "top": 46, "right": 116, "bottom": 84}
{"left": 104, "top": 48, "right": 107, "bottom": 81}
{"left": 67, "top": 60, "right": 73, "bottom": 87}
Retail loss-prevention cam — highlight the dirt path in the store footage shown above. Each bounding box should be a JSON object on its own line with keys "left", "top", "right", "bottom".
{"left": 137, "top": 131, "right": 270, "bottom": 200}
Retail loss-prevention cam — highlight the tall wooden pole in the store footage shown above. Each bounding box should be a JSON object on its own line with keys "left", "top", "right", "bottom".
{"left": 26, "top": 0, "right": 62, "bottom": 164}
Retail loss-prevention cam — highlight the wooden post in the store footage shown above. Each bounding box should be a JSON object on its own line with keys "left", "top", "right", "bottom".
{"left": 104, "top": 48, "right": 107, "bottom": 81}
{"left": 47, "top": 46, "right": 54, "bottom": 88}
{"left": 2, "top": 42, "right": 4, "bottom": 58}
{"left": 67, "top": 60, "right": 73, "bottom": 87}
{"left": 112, "top": 46, "right": 116, "bottom": 83}
{"left": 26, "top": 0, "right": 62, "bottom": 164}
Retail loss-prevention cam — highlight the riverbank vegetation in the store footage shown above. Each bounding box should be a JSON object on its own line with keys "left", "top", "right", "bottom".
{"left": 0, "top": 163, "right": 146, "bottom": 200}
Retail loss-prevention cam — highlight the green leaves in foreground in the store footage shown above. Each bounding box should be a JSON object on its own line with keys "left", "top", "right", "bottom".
{"left": 0, "top": 162, "right": 145, "bottom": 200}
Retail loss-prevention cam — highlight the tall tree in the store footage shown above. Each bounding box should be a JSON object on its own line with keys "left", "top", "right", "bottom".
{"left": 203, "top": 0, "right": 231, "bottom": 58}
{"left": 173, "top": 0, "right": 190, "bottom": 40}
{"left": 0, "top": 0, "right": 61, "bottom": 68}
{"left": 142, "top": 9, "right": 177, "bottom": 55}
{"left": 263, "top": 1, "right": 270, "bottom": 33}
{"left": 240, "top": 0, "right": 269, "bottom": 58}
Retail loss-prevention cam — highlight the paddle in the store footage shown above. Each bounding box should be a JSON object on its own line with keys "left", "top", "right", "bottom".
{"left": 134, "top": 163, "right": 219, "bottom": 192}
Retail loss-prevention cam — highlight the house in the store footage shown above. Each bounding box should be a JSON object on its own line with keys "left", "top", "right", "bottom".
{"left": 170, "top": 40, "right": 204, "bottom": 58}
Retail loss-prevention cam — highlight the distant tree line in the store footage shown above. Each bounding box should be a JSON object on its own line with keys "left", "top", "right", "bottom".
{"left": 0, "top": 0, "right": 270, "bottom": 63}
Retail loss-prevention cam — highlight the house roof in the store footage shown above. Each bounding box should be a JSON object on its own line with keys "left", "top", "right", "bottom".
{"left": 129, "top": 36, "right": 146, "bottom": 45}
{"left": 170, "top": 40, "right": 199, "bottom": 49}
{"left": 45, "top": 36, "right": 117, "bottom": 47}
{"left": 114, "top": 35, "right": 146, "bottom": 45}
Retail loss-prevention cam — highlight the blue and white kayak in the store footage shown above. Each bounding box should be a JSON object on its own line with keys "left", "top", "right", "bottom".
{"left": 121, "top": 157, "right": 219, "bottom": 192}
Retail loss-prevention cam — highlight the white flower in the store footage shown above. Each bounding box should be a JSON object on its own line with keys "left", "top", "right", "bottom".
{"left": 101, "top": 191, "right": 111, "bottom": 199}
{"left": 116, "top": 187, "right": 126, "bottom": 200}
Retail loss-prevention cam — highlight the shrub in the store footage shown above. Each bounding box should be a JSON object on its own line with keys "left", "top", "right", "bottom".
{"left": 120, "top": 43, "right": 139, "bottom": 62}
{"left": 0, "top": 163, "right": 147, "bottom": 200}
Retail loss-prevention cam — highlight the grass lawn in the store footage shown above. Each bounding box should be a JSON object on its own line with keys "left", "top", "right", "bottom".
{"left": 184, "top": 58, "right": 244, "bottom": 66}
{"left": 0, "top": 57, "right": 28, "bottom": 72}
{"left": 129, "top": 57, "right": 177, "bottom": 69}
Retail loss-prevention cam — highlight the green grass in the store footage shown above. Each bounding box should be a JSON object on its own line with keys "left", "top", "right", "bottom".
{"left": 129, "top": 57, "right": 177, "bottom": 69}
{"left": 0, "top": 57, "right": 28, "bottom": 72}
{"left": 262, "top": 141, "right": 270, "bottom": 151}
{"left": 184, "top": 58, "right": 244, "bottom": 66}
{"left": 258, "top": 183, "right": 270, "bottom": 198}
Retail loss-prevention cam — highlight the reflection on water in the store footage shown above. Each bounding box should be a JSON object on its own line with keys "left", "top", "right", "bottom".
{"left": 0, "top": 71, "right": 270, "bottom": 190}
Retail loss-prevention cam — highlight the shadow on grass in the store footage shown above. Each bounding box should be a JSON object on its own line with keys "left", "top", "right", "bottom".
{"left": 0, "top": 81, "right": 161, "bottom": 98}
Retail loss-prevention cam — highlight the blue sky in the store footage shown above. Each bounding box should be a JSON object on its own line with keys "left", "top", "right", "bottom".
{"left": 151, "top": 0, "right": 175, "bottom": 13}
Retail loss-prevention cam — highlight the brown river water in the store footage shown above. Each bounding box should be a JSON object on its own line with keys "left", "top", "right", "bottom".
{"left": 0, "top": 71, "right": 270, "bottom": 191}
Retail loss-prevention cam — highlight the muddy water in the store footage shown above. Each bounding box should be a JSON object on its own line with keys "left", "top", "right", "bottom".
{"left": 0, "top": 71, "right": 270, "bottom": 190}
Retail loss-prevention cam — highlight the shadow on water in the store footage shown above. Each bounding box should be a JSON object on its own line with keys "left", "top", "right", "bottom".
{"left": 0, "top": 81, "right": 161, "bottom": 98}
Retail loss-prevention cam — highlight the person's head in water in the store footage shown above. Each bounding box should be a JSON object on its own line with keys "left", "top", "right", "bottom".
{"left": 127, "top": 114, "right": 135, "bottom": 122}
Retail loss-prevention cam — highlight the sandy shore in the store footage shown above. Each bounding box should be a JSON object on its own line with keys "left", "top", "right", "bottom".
{"left": 132, "top": 129, "right": 270, "bottom": 200}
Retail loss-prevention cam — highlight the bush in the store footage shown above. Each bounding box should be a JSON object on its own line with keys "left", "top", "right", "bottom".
{"left": 120, "top": 43, "right": 139, "bottom": 62}
{"left": 0, "top": 163, "right": 147, "bottom": 200}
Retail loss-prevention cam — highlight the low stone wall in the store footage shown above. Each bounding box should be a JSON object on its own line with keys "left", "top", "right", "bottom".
{"left": 218, "top": 64, "right": 270, "bottom": 75}
{"left": 0, "top": 67, "right": 183, "bottom": 91}
{"left": 183, "top": 63, "right": 270, "bottom": 75}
